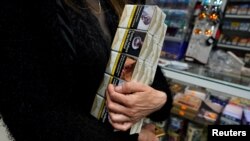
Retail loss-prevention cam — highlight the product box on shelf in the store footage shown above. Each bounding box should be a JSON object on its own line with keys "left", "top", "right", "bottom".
{"left": 173, "top": 94, "right": 202, "bottom": 114}
{"left": 119, "top": 4, "right": 166, "bottom": 35}
{"left": 220, "top": 104, "right": 243, "bottom": 125}
{"left": 184, "top": 86, "right": 207, "bottom": 101}
{"left": 242, "top": 108, "right": 250, "bottom": 125}
{"left": 185, "top": 123, "right": 204, "bottom": 141}
{"left": 171, "top": 106, "right": 197, "bottom": 120}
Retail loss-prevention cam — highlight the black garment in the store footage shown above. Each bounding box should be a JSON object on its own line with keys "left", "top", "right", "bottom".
{"left": 0, "top": 0, "right": 172, "bottom": 141}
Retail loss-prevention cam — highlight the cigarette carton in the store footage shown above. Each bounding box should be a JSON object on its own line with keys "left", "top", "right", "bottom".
{"left": 157, "top": 23, "right": 168, "bottom": 47}
{"left": 97, "top": 73, "right": 125, "bottom": 97}
{"left": 105, "top": 51, "right": 153, "bottom": 84}
{"left": 91, "top": 4, "right": 167, "bottom": 135}
{"left": 90, "top": 94, "right": 105, "bottom": 120}
{"left": 112, "top": 28, "right": 160, "bottom": 65}
{"left": 119, "top": 4, "right": 166, "bottom": 35}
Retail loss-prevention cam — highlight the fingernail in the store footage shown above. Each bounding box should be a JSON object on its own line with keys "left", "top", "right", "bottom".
{"left": 115, "top": 85, "right": 122, "bottom": 91}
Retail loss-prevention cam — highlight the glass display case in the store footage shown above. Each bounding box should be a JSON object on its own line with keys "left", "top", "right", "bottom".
{"left": 159, "top": 58, "right": 250, "bottom": 99}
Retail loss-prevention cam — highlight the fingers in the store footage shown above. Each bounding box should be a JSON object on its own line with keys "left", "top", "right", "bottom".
{"left": 114, "top": 81, "right": 147, "bottom": 94}
{"left": 109, "top": 112, "right": 131, "bottom": 123}
{"left": 107, "top": 84, "right": 130, "bottom": 107}
{"left": 106, "top": 88, "right": 129, "bottom": 114}
{"left": 108, "top": 118, "right": 133, "bottom": 131}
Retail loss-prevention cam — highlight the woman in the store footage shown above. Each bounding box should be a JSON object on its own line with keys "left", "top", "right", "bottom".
{"left": 0, "top": 0, "right": 172, "bottom": 141}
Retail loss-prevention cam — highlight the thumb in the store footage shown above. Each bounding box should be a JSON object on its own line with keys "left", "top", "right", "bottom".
{"left": 114, "top": 81, "right": 146, "bottom": 94}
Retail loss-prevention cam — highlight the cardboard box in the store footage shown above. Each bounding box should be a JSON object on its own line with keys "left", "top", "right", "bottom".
{"left": 119, "top": 5, "right": 166, "bottom": 35}
{"left": 173, "top": 95, "right": 202, "bottom": 113}
{"left": 171, "top": 107, "right": 197, "bottom": 120}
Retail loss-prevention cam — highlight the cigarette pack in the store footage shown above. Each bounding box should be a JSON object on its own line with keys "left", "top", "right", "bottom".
{"left": 154, "top": 23, "right": 167, "bottom": 47}
{"left": 119, "top": 4, "right": 166, "bottom": 35}
{"left": 91, "top": 74, "right": 125, "bottom": 122}
{"left": 97, "top": 73, "right": 125, "bottom": 97}
{"left": 105, "top": 51, "right": 154, "bottom": 84}
{"left": 90, "top": 94, "right": 105, "bottom": 120}
{"left": 111, "top": 28, "right": 161, "bottom": 65}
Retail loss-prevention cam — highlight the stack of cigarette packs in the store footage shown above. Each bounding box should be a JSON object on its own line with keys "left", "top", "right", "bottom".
{"left": 90, "top": 4, "right": 167, "bottom": 134}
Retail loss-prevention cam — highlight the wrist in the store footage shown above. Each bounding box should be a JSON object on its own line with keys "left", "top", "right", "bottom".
{"left": 152, "top": 90, "right": 167, "bottom": 112}
{"left": 157, "top": 91, "right": 167, "bottom": 109}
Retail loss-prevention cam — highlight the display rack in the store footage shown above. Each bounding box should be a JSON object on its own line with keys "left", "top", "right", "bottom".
{"left": 185, "top": 0, "right": 228, "bottom": 64}
{"left": 146, "top": 0, "right": 197, "bottom": 60}
{"left": 217, "top": 43, "right": 250, "bottom": 51}
{"left": 225, "top": 14, "right": 250, "bottom": 19}
{"left": 159, "top": 59, "right": 250, "bottom": 100}
{"left": 217, "top": 0, "right": 250, "bottom": 52}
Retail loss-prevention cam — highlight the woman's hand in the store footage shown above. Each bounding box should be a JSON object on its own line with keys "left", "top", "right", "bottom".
{"left": 106, "top": 81, "right": 167, "bottom": 131}
{"left": 138, "top": 124, "right": 159, "bottom": 141}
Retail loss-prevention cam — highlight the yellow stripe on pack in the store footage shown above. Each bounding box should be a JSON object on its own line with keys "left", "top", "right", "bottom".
{"left": 119, "top": 29, "right": 129, "bottom": 52}
{"left": 111, "top": 53, "right": 121, "bottom": 75}
{"left": 128, "top": 5, "right": 137, "bottom": 28}
{"left": 98, "top": 99, "right": 105, "bottom": 119}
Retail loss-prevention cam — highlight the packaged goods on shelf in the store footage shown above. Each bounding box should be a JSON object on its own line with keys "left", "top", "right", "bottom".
{"left": 171, "top": 106, "right": 197, "bottom": 120}
{"left": 184, "top": 86, "right": 207, "bottom": 100}
{"left": 202, "top": 110, "right": 218, "bottom": 122}
{"left": 242, "top": 108, "right": 250, "bottom": 125}
{"left": 185, "top": 123, "right": 204, "bottom": 141}
{"left": 169, "top": 82, "right": 186, "bottom": 94}
{"left": 229, "top": 96, "right": 250, "bottom": 107}
{"left": 203, "top": 99, "right": 224, "bottom": 114}
{"left": 241, "top": 66, "right": 250, "bottom": 77}
{"left": 220, "top": 104, "right": 243, "bottom": 125}
{"left": 173, "top": 94, "right": 202, "bottom": 114}
{"left": 167, "top": 116, "right": 188, "bottom": 141}
{"left": 197, "top": 108, "right": 218, "bottom": 123}
{"left": 168, "top": 116, "right": 187, "bottom": 133}
{"left": 168, "top": 131, "right": 181, "bottom": 141}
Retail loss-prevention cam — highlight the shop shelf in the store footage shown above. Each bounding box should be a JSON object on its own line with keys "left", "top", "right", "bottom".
{"left": 217, "top": 43, "right": 250, "bottom": 51}
{"left": 159, "top": 59, "right": 250, "bottom": 100}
